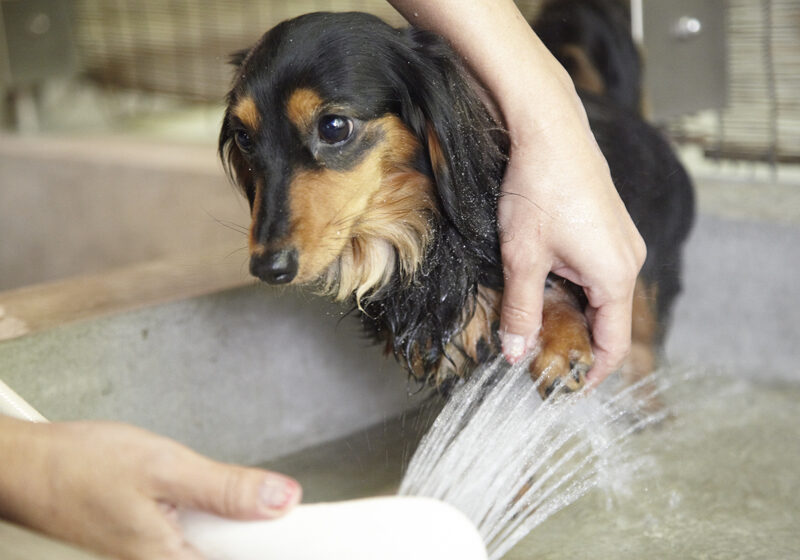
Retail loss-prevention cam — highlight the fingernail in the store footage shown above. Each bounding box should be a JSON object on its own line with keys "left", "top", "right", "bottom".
{"left": 501, "top": 333, "right": 526, "bottom": 364}
{"left": 260, "top": 477, "right": 297, "bottom": 511}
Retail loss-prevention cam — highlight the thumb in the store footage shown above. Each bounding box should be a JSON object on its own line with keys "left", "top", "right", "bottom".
{"left": 152, "top": 450, "right": 302, "bottom": 520}
{"left": 498, "top": 260, "right": 549, "bottom": 363}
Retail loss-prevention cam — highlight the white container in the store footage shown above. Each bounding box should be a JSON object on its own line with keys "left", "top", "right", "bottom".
{"left": 180, "top": 496, "right": 488, "bottom": 560}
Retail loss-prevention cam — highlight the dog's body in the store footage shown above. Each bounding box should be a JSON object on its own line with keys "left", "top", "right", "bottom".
{"left": 219, "top": 9, "right": 694, "bottom": 397}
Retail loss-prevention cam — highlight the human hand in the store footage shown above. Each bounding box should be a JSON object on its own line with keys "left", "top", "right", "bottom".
{"left": 0, "top": 416, "right": 301, "bottom": 560}
{"left": 497, "top": 89, "right": 646, "bottom": 384}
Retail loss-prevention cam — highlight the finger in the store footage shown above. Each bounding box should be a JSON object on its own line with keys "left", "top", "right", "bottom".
{"left": 149, "top": 449, "right": 301, "bottom": 520}
{"left": 498, "top": 255, "right": 550, "bottom": 363}
{"left": 177, "top": 458, "right": 301, "bottom": 519}
{"left": 584, "top": 296, "right": 633, "bottom": 386}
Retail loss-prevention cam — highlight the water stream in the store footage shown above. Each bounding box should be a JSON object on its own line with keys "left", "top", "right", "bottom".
{"left": 399, "top": 358, "right": 752, "bottom": 559}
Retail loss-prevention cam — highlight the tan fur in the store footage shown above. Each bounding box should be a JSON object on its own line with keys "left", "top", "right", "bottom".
{"left": 426, "top": 125, "right": 446, "bottom": 176}
{"left": 626, "top": 278, "right": 659, "bottom": 379}
{"left": 285, "top": 115, "right": 436, "bottom": 305}
{"left": 286, "top": 88, "right": 324, "bottom": 133}
{"left": 233, "top": 96, "right": 261, "bottom": 131}
{"left": 437, "top": 286, "right": 502, "bottom": 382}
{"left": 560, "top": 44, "right": 607, "bottom": 96}
{"left": 623, "top": 279, "right": 663, "bottom": 412}
{"left": 459, "top": 286, "right": 501, "bottom": 361}
{"left": 631, "top": 279, "right": 658, "bottom": 343}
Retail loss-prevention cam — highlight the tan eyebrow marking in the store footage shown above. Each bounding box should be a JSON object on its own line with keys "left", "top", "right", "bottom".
{"left": 233, "top": 95, "right": 261, "bottom": 130}
{"left": 286, "top": 88, "right": 324, "bottom": 133}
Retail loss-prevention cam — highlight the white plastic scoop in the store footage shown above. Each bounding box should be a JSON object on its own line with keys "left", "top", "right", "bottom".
{"left": 180, "top": 496, "right": 488, "bottom": 560}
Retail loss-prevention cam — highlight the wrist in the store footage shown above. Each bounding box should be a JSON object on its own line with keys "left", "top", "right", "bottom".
{"left": 501, "top": 73, "right": 589, "bottom": 150}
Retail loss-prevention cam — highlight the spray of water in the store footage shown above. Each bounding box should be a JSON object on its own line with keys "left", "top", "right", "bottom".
{"left": 399, "top": 355, "right": 671, "bottom": 559}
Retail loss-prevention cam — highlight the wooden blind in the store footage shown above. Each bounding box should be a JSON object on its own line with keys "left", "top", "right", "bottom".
{"left": 71, "top": 0, "right": 548, "bottom": 101}
{"left": 72, "top": 0, "right": 405, "bottom": 101}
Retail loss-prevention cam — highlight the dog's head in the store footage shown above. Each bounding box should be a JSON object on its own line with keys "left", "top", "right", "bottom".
{"left": 220, "top": 12, "right": 505, "bottom": 304}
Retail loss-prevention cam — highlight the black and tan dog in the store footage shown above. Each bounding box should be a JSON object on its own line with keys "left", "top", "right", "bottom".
{"left": 219, "top": 10, "right": 694, "bottom": 398}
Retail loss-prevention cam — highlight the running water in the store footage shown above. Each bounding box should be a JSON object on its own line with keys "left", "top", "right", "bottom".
{"left": 399, "top": 355, "right": 671, "bottom": 560}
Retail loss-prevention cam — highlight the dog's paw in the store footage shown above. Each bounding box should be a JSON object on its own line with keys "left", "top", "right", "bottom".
{"left": 529, "top": 305, "right": 594, "bottom": 399}
{"left": 531, "top": 346, "right": 593, "bottom": 399}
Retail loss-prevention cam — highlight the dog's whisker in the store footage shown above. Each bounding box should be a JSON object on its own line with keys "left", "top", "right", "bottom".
{"left": 223, "top": 246, "right": 250, "bottom": 260}
{"left": 205, "top": 211, "right": 250, "bottom": 235}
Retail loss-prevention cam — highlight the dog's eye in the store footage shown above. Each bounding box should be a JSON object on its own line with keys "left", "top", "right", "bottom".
{"left": 235, "top": 130, "right": 253, "bottom": 152}
{"left": 318, "top": 115, "right": 353, "bottom": 144}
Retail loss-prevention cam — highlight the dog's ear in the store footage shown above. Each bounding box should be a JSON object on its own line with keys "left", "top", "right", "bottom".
{"left": 394, "top": 28, "right": 507, "bottom": 253}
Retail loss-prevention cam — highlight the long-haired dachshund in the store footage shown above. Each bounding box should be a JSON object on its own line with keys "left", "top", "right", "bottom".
{"left": 219, "top": 10, "right": 694, "bottom": 398}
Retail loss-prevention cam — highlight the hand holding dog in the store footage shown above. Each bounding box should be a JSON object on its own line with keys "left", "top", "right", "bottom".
{"left": 497, "top": 107, "right": 646, "bottom": 383}
{"left": 0, "top": 415, "right": 301, "bottom": 559}
{"left": 390, "top": 0, "right": 647, "bottom": 383}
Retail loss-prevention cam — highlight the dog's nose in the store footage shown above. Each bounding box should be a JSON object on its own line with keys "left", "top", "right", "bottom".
{"left": 250, "top": 248, "right": 299, "bottom": 284}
